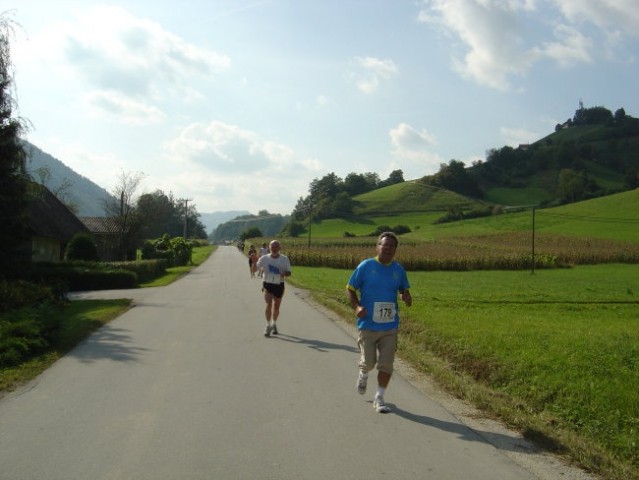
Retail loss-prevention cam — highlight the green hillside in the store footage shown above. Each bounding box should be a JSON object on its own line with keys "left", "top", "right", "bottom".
{"left": 352, "top": 180, "right": 483, "bottom": 215}
{"left": 309, "top": 188, "right": 639, "bottom": 243}
{"left": 476, "top": 117, "right": 639, "bottom": 206}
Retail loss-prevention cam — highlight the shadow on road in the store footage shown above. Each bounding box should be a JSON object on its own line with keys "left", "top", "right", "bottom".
{"left": 390, "top": 405, "right": 532, "bottom": 454}
{"left": 271, "top": 333, "right": 358, "bottom": 354}
{"left": 69, "top": 326, "right": 150, "bottom": 364}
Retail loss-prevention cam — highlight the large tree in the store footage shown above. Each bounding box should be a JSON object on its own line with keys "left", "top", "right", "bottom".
{"left": 136, "top": 190, "right": 208, "bottom": 240}
{"left": 136, "top": 190, "right": 182, "bottom": 239}
{"left": 0, "top": 16, "right": 29, "bottom": 276}
{"left": 103, "top": 170, "right": 145, "bottom": 260}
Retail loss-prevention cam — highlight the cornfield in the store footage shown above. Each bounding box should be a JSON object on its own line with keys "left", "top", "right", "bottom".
{"left": 265, "top": 233, "right": 639, "bottom": 271}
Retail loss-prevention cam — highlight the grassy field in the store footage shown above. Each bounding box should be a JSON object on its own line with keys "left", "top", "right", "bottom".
{"left": 287, "top": 264, "right": 639, "bottom": 480}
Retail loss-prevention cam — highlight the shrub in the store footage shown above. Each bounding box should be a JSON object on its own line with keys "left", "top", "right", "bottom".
{"left": 65, "top": 233, "right": 99, "bottom": 261}
{"left": 170, "top": 237, "right": 193, "bottom": 266}
{"left": 392, "top": 225, "right": 412, "bottom": 235}
{"left": 0, "top": 279, "right": 58, "bottom": 312}
{"left": 27, "top": 261, "right": 138, "bottom": 291}
{"left": 141, "top": 234, "right": 192, "bottom": 267}
{"left": 102, "top": 259, "right": 168, "bottom": 283}
{"left": 0, "top": 310, "right": 50, "bottom": 367}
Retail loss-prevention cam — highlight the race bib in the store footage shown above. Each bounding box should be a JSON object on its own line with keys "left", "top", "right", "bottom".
{"left": 372, "top": 302, "right": 396, "bottom": 323}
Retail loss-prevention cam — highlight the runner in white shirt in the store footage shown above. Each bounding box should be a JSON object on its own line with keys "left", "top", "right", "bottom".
{"left": 256, "top": 240, "right": 291, "bottom": 337}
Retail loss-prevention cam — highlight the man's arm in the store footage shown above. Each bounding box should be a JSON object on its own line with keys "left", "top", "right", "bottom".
{"left": 400, "top": 289, "right": 412, "bottom": 307}
{"left": 346, "top": 287, "right": 366, "bottom": 318}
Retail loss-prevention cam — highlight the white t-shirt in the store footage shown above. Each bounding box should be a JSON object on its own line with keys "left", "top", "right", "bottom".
{"left": 256, "top": 254, "right": 291, "bottom": 284}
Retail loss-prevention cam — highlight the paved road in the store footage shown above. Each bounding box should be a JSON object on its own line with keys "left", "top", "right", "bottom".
{"left": 0, "top": 246, "right": 595, "bottom": 480}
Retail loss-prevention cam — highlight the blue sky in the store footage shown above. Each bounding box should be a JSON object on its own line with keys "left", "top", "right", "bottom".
{"left": 10, "top": 0, "right": 639, "bottom": 214}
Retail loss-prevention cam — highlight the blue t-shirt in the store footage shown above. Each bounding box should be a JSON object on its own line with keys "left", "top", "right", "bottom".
{"left": 347, "top": 257, "right": 410, "bottom": 331}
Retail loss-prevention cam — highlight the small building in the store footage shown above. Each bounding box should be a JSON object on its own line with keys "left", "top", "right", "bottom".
{"left": 79, "top": 216, "right": 122, "bottom": 262}
{"left": 26, "top": 185, "right": 90, "bottom": 262}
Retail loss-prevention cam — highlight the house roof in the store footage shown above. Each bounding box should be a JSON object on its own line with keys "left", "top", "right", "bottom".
{"left": 79, "top": 216, "right": 121, "bottom": 235}
{"left": 27, "top": 185, "right": 90, "bottom": 242}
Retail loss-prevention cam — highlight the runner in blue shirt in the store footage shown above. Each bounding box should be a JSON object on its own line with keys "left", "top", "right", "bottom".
{"left": 346, "top": 232, "right": 412, "bottom": 413}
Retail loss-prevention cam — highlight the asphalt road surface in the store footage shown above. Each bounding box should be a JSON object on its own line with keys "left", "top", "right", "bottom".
{"left": 0, "top": 246, "right": 598, "bottom": 480}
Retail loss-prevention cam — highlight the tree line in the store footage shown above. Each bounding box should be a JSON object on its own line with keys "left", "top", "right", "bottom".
{"left": 98, "top": 171, "right": 208, "bottom": 260}
{"left": 283, "top": 169, "right": 405, "bottom": 236}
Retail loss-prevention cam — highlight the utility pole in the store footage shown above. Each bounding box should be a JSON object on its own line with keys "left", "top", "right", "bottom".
{"left": 179, "top": 198, "right": 193, "bottom": 239}
{"left": 307, "top": 201, "right": 315, "bottom": 248}
{"left": 531, "top": 207, "right": 536, "bottom": 275}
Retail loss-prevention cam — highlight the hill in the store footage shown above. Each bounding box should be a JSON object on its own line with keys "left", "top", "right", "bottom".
{"left": 308, "top": 187, "right": 639, "bottom": 243}
{"left": 352, "top": 180, "right": 484, "bottom": 215}
{"left": 23, "top": 141, "right": 113, "bottom": 217}
{"left": 467, "top": 107, "right": 639, "bottom": 206}
{"left": 210, "top": 212, "right": 290, "bottom": 243}
{"left": 199, "top": 210, "right": 250, "bottom": 236}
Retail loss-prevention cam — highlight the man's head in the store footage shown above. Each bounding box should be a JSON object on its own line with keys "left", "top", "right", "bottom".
{"left": 376, "top": 232, "right": 398, "bottom": 264}
{"left": 269, "top": 240, "right": 281, "bottom": 257}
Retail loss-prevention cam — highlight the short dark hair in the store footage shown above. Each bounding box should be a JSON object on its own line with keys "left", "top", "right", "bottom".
{"left": 377, "top": 231, "right": 398, "bottom": 247}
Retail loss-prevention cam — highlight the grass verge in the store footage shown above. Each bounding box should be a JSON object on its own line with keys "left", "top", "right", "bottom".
{"left": 0, "top": 299, "right": 131, "bottom": 395}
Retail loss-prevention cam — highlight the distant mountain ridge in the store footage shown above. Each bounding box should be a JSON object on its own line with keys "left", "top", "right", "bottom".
{"left": 23, "top": 141, "right": 114, "bottom": 217}
{"left": 199, "top": 210, "right": 250, "bottom": 235}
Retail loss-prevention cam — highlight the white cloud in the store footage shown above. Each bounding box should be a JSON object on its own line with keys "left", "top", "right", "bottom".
{"left": 500, "top": 126, "right": 539, "bottom": 147}
{"left": 151, "top": 155, "right": 315, "bottom": 214}
{"left": 85, "top": 91, "right": 167, "bottom": 125}
{"left": 534, "top": 24, "right": 592, "bottom": 67}
{"left": 24, "top": 5, "right": 231, "bottom": 123}
{"left": 389, "top": 123, "right": 442, "bottom": 172}
{"left": 417, "top": 0, "right": 636, "bottom": 90}
{"left": 165, "top": 121, "right": 320, "bottom": 177}
{"left": 551, "top": 0, "right": 639, "bottom": 36}
{"left": 64, "top": 6, "right": 230, "bottom": 92}
{"left": 350, "top": 56, "right": 398, "bottom": 94}
{"left": 418, "top": 0, "right": 537, "bottom": 90}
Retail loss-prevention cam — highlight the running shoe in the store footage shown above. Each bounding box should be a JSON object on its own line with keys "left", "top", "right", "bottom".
{"left": 264, "top": 325, "right": 272, "bottom": 337}
{"left": 373, "top": 396, "right": 391, "bottom": 413}
{"left": 356, "top": 372, "right": 368, "bottom": 395}
{"left": 271, "top": 324, "right": 278, "bottom": 335}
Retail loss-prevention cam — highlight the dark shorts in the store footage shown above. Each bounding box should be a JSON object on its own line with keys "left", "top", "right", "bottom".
{"left": 263, "top": 282, "right": 285, "bottom": 298}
